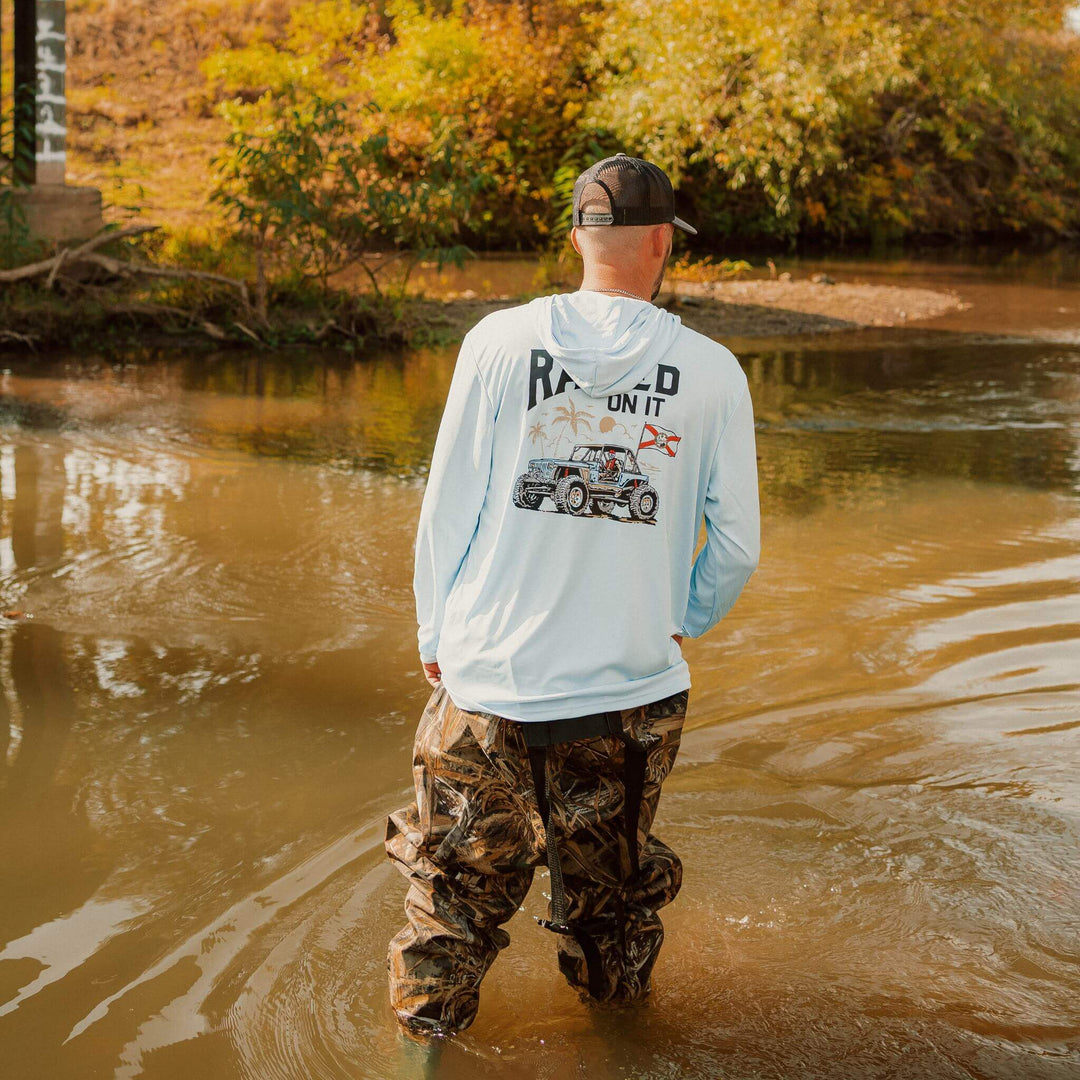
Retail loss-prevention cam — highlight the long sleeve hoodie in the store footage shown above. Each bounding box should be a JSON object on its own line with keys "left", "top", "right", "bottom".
{"left": 414, "top": 290, "right": 760, "bottom": 723}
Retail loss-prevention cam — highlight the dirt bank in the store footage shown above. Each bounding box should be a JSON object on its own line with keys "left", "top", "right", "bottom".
{"left": 0, "top": 273, "right": 971, "bottom": 356}
{"left": 412, "top": 277, "right": 969, "bottom": 343}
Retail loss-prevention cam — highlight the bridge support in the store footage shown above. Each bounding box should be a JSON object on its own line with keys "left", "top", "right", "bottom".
{"left": 5, "top": 0, "right": 102, "bottom": 242}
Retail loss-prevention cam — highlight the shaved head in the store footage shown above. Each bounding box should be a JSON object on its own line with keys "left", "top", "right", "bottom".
{"left": 574, "top": 223, "right": 664, "bottom": 262}
{"left": 571, "top": 214, "right": 674, "bottom": 301}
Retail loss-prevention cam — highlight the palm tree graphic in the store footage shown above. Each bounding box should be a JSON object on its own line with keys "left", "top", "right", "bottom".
{"left": 529, "top": 421, "right": 547, "bottom": 456}
{"left": 552, "top": 400, "right": 594, "bottom": 454}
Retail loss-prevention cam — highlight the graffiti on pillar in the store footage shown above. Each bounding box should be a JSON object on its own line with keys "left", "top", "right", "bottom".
{"left": 36, "top": 7, "right": 67, "bottom": 178}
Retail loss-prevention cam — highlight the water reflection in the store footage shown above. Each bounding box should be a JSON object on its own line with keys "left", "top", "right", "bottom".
{"left": 0, "top": 327, "right": 1078, "bottom": 1078}
{"left": 2, "top": 337, "right": 1078, "bottom": 494}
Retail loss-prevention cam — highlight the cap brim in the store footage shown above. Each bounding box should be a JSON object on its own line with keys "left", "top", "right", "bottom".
{"left": 673, "top": 215, "right": 697, "bottom": 236}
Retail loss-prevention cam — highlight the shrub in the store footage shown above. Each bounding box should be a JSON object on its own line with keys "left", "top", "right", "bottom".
{"left": 588, "top": 0, "right": 1080, "bottom": 242}
{"left": 198, "top": 0, "right": 1080, "bottom": 249}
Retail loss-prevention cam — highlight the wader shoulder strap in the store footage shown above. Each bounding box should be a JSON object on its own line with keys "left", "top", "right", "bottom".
{"left": 622, "top": 737, "right": 648, "bottom": 879}
{"left": 526, "top": 741, "right": 610, "bottom": 999}
{"left": 525, "top": 721, "right": 650, "bottom": 919}
{"left": 527, "top": 744, "right": 571, "bottom": 934}
{"left": 524, "top": 715, "right": 652, "bottom": 1002}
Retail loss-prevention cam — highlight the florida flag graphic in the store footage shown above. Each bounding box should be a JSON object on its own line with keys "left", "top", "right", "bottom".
{"left": 638, "top": 423, "right": 681, "bottom": 457}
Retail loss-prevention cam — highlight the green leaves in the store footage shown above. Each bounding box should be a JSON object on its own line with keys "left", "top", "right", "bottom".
{"left": 209, "top": 81, "right": 486, "bottom": 307}
{"left": 202, "top": 0, "right": 1080, "bottom": 250}
{"left": 587, "top": 0, "right": 1080, "bottom": 241}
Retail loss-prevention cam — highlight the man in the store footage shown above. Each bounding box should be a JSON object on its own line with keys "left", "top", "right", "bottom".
{"left": 602, "top": 447, "right": 619, "bottom": 479}
{"left": 385, "top": 153, "right": 760, "bottom": 1038}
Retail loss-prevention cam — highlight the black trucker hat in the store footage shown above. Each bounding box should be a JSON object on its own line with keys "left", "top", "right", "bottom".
{"left": 572, "top": 152, "right": 697, "bottom": 235}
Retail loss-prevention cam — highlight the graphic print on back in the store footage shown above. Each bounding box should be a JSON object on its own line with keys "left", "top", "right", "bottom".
{"left": 512, "top": 349, "right": 682, "bottom": 525}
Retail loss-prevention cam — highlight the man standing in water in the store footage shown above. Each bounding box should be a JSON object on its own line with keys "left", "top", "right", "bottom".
{"left": 385, "top": 153, "right": 761, "bottom": 1037}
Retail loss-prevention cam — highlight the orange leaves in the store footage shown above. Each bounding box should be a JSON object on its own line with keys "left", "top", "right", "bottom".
{"left": 804, "top": 198, "right": 827, "bottom": 225}
{"left": 199, "top": 0, "right": 1080, "bottom": 244}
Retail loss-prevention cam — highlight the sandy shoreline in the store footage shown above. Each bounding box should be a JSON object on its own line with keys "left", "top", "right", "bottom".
{"left": 0, "top": 272, "right": 992, "bottom": 356}
{"left": 411, "top": 277, "right": 970, "bottom": 343}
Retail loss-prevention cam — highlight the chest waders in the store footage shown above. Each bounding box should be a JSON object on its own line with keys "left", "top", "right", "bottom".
{"left": 522, "top": 710, "right": 650, "bottom": 1002}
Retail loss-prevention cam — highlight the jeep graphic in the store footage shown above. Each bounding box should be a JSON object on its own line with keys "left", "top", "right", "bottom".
{"left": 512, "top": 443, "right": 659, "bottom": 522}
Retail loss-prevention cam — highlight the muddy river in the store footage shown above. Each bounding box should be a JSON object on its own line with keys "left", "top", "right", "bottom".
{"left": 1, "top": 262, "right": 1078, "bottom": 1078}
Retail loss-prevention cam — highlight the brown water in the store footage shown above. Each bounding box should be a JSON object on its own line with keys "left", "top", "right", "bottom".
{"left": 1, "top": 286, "right": 1079, "bottom": 1077}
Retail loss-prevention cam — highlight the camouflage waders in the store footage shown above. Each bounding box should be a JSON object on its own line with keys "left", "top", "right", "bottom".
{"left": 385, "top": 684, "right": 689, "bottom": 1036}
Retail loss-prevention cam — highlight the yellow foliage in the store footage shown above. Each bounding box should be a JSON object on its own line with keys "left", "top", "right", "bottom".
{"left": 203, "top": 0, "right": 588, "bottom": 245}
{"left": 62, "top": 0, "right": 1080, "bottom": 245}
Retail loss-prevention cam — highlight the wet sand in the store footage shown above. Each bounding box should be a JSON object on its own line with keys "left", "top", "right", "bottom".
{"left": 405, "top": 249, "right": 1080, "bottom": 345}
{"left": 410, "top": 276, "right": 966, "bottom": 344}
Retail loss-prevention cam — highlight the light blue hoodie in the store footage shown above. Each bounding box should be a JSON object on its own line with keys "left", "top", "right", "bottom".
{"left": 414, "top": 290, "right": 760, "bottom": 722}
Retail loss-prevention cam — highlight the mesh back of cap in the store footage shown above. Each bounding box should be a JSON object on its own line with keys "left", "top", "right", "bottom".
{"left": 573, "top": 156, "right": 675, "bottom": 227}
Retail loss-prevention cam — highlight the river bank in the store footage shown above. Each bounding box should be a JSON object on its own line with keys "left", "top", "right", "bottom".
{"left": 1, "top": 280, "right": 961, "bottom": 356}
{"left": 9, "top": 247, "right": 1080, "bottom": 358}
{"left": 0, "top": 281, "right": 405, "bottom": 354}
{"left": 412, "top": 275, "right": 970, "bottom": 345}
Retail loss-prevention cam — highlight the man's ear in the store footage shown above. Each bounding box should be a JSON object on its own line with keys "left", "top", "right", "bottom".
{"left": 570, "top": 226, "right": 583, "bottom": 257}
{"left": 651, "top": 224, "right": 672, "bottom": 258}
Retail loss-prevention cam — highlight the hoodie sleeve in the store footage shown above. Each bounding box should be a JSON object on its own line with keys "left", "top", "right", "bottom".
{"left": 414, "top": 336, "right": 495, "bottom": 664}
{"left": 678, "top": 382, "right": 761, "bottom": 639}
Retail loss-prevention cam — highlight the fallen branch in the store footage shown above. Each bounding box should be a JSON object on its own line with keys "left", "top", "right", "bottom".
{"left": 231, "top": 321, "right": 261, "bottom": 344}
{"left": 0, "top": 224, "right": 159, "bottom": 283}
{"left": 80, "top": 252, "right": 251, "bottom": 308}
{"left": 0, "top": 329, "right": 37, "bottom": 348}
{"left": 44, "top": 246, "right": 68, "bottom": 291}
{"left": 0, "top": 225, "right": 252, "bottom": 315}
{"left": 109, "top": 301, "right": 228, "bottom": 340}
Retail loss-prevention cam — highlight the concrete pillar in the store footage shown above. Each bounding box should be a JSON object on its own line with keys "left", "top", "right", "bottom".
{"left": 6, "top": 1, "right": 103, "bottom": 243}
{"left": 10, "top": 184, "right": 103, "bottom": 241}
{"left": 34, "top": 1, "right": 68, "bottom": 185}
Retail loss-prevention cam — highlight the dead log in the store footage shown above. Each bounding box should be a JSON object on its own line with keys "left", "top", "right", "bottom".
{"left": 0, "top": 225, "right": 251, "bottom": 313}
{"left": 108, "top": 301, "right": 228, "bottom": 340}
{"left": 0, "top": 224, "right": 160, "bottom": 283}
{"left": 0, "top": 329, "right": 37, "bottom": 348}
{"left": 78, "top": 252, "right": 251, "bottom": 308}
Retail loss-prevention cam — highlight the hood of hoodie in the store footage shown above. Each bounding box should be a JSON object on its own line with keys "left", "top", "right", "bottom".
{"left": 530, "top": 291, "right": 683, "bottom": 399}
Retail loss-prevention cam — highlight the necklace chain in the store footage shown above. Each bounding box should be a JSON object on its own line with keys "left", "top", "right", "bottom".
{"left": 591, "top": 287, "right": 650, "bottom": 302}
